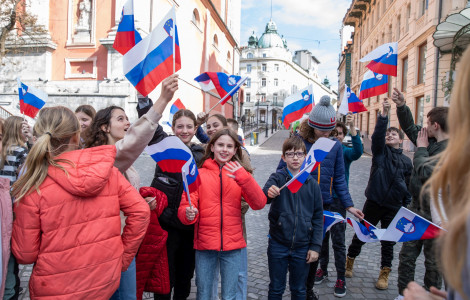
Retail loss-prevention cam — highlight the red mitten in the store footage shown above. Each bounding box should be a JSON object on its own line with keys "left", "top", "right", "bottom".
{"left": 139, "top": 187, "right": 168, "bottom": 217}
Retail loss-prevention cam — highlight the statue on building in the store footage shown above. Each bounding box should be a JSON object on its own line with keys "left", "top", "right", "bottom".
{"left": 77, "top": 0, "right": 91, "bottom": 30}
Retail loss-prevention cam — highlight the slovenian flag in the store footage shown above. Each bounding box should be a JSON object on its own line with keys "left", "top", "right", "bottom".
{"left": 123, "top": 6, "right": 181, "bottom": 97}
{"left": 338, "top": 84, "right": 367, "bottom": 115}
{"left": 347, "top": 218, "right": 383, "bottom": 243}
{"left": 145, "top": 136, "right": 194, "bottom": 173}
{"left": 380, "top": 207, "right": 444, "bottom": 242}
{"left": 359, "top": 70, "right": 388, "bottom": 100}
{"left": 194, "top": 72, "right": 247, "bottom": 104}
{"left": 281, "top": 85, "right": 314, "bottom": 129}
{"left": 283, "top": 137, "right": 336, "bottom": 193}
{"left": 17, "top": 79, "right": 47, "bottom": 119}
{"left": 323, "top": 211, "right": 345, "bottom": 237}
{"left": 113, "top": 0, "right": 142, "bottom": 55}
{"left": 165, "top": 98, "right": 185, "bottom": 126}
{"left": 360, "top": 42, "right": 398, "bottom": 76}
{"left": 182, "top": 155, "right": 200, "bottom": 193}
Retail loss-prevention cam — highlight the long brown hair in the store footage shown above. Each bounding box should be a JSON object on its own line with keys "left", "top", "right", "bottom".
{"left": 85, "top": 106, "right": 123, "bottom": 148}
{"left": 202, "top": 129, "right": 252, "bottom": 173}
{"left": 12, "top": 106, "right": 80, "bottom": 201}
{"left": 427, "top": 46, "right": 470, "bottom": 297}
{"left": 0, "top": 116, "right": 27, "bottom": 169}
{"left": 298, "top": 119, "right": 317, "bottom": 144}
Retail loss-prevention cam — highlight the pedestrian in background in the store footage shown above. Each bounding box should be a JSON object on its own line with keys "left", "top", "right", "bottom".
{"left": 11, "top": 106, "right": 150, "bottom": 299}
{"left": 75, "top": 104, "right": 96, "bottom": 148}
{"left": 263, "top": 136, "right": 323, "bottom": 300}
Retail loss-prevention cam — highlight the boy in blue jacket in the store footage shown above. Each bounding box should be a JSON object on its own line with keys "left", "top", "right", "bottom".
{"left": 264, "top": 136, "right": 324, "bottom": 300}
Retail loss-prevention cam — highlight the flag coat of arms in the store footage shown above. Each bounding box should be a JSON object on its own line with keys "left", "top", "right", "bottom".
{"left": 360, "top": 42, "right": 398, "bottom": 76}
{"left": 194, "top": 72, "right": 247, "bottom": 104}
{"left": 338, "top": 85, "right": 367, "bottom": 115}
{"left": 359, "top": 70, "right": 388, "bottom": 100}
{"left": 113, "top": 0, "right": 142, "bottom": 55}
{"left": 165, "top": 98, "right": 185, "bottom": 126}
{"left": 284, "top": 137, "right": 336, "bottom": 193}
{"left": 281, "top": 85, "right": 314, "bottom": 129}
{"left": 123, "top": 6, "right": 181, "bottom": 97}
{"left": 17, "top": 79, "right": 47, "bottom": 118}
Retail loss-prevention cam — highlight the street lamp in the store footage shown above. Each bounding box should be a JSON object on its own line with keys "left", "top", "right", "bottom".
{"left": 265, "top": 102, "right": 269, "bottom": 137}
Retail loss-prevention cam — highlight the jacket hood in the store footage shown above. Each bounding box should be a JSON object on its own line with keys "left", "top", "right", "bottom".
{"left": 47, "top": 145, "right": 117, "bottom": 197}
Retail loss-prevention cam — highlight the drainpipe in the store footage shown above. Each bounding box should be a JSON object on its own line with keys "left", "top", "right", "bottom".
{"left": 433, "top": 0, "right": 443, "bottom": 107}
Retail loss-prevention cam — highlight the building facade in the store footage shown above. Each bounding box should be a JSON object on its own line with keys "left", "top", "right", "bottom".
{"left": 239, "top": 20, "right": 336, "bottom": 130}
{"left": 340, "top": 0, "right": 468, "bottom": 150}
{"left": 0, "top": 0, "right": 241, "bottom": 123}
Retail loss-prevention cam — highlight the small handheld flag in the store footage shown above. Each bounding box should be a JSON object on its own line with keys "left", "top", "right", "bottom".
{"left": 346, "top": 218, "right": 384, "bottom": 243}
{"left": 281, "top": 85, "right": 314, "bottom": 129}
{"left": 113, "top": 0, "right": 142, "bottom": 55}
{"left": 323, "top": 211, "right": 345, "bottom": 237}
{"left": 360, "top": 42, "right": 398, "bottom": 76}
{"left": 165, "top": 98, "right": 185, "bottom": 126}
{"left": 359, "top": 70, "right": 388, "bottom": 100}
{"left": 338, "top": 85, "right": 367, "bottom": 115}
{"left": 123, "top": 6, "right": 181, "bottom": 97}
{"left": 17, "top": 79, "right": 47, "bottom": 119}
{"left": 145, "top": 136, "right": 193, "bottom": 173}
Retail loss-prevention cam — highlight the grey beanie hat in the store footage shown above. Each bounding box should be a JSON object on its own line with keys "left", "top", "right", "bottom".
{"left": 308, "top": 95, "right": 336, "bottom": 131}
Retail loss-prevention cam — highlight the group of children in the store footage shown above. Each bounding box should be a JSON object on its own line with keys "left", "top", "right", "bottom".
{"left": 0, "top": 71, "right": 451, "bottom": 300}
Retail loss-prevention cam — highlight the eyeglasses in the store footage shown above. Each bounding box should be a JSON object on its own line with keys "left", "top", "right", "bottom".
{"left": 284, "top": 151, "right": 306, "bottom": 158}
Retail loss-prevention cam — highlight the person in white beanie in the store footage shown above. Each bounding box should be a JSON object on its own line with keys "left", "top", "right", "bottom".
{"left": 277, "top": 95, "right": 364, "bottom": 299}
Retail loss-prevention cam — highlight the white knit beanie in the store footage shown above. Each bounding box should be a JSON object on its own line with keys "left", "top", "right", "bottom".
{"left": 308, "top": 95, "right": 336, "bottom": 131}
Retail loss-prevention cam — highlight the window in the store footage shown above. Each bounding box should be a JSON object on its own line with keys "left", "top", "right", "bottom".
{"left": 261, "top": 78, "right": 266, "bottom": 87}
{"left": 415, "top": 96, "right": 424, "bottom": 126}
{"left": 262, "top": 53, "right": 267, "bottom": 58}
{"left": 227, "top": 51, "right": 231, "bottom": 61}
{"left": 418, "top": 43, "right": 427, "bottom": 84}
{"left": 246, "top": 64, "right": 252, "bottom": 73}
{"left": 246, "top": 93, "right": 251, "bottom": 102}
{"left": 405, "top": 5, "right": 411, "bottom": 32}
{"left": 402, "top": 57, "right": 408, "bottom": 92}
{"left": 275, "top": 64, "right": 279, "bottom": 71}
{"left": 261, "top": 93, "right": 266, "bottom": 101}
{"left": 397, "top": 16, "right": 401, "bottom": 40}
{"left": 262, "top": 64, "right": 267, "bottom": 71}
{"left": 192, "top": 9, "right": 200, "bottom": 28}
{"left": 247, "top": 52, "right": 253, "bottom": 59}
{"left": 419, "top": 0, "right": 427, "bottom": 18}
{"left": 213, "top": 34, "right": 218, "bottom": 48}
{"left": 274, "top": 78, "right": 278, "bottom": 86}
{"left": 246, "top": 78, "right": 251, "bottom": 87}
{"left": 273, "top": 93, "right": 278, "bottom": 103}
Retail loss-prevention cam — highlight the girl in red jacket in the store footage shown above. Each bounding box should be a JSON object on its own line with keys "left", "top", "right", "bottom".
{"left": 178, "top": 129, "right": 266, "bottom": 300}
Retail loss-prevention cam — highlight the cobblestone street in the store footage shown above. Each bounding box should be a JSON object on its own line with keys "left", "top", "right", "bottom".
{"left": 17, "top": 130, "right": 428, "bottom": 300}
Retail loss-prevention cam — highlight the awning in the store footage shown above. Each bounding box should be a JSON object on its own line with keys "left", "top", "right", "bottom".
{"left": 433, "top": 7, "right": 470, "bottom": 53}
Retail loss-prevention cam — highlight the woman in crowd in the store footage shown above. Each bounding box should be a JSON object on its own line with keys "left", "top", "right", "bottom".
{"left": 85, "top": 75, "right": 178, "bottom": 300}
{"left": 178, "top": 129, "right": 266, "bottom": 300}
{"left": 75, "top": 104, "right": 96, "bottom": 147}
{"left": 11, "top": 106, "right": 150, "bottom": 299}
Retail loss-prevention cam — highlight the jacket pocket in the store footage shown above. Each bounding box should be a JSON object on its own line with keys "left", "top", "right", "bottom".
{"left": 295, "top": 217, "right": 313, "bottom": 244}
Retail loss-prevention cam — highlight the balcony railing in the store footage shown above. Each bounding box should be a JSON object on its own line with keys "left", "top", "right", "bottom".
{"left": 0, "top": 106, "right": 13, "bottom": 119}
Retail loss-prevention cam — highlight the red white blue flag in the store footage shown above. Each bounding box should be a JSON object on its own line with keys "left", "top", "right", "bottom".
{"left": 194, "top": 72, "right": 247, "bottom": 104}
{"left": 359, "top": 70, "right": 388, "bottom": 100}
{"left": 323, "top": 211, "right": 345, "bottom": 237}
{"left": 338, "top": 85, "right": 367, "bottom": 115}
{"left": 283, "top": 137, "right": 335, "bottom": 193}
{"left": 123, "top": 6, "right": 181, "bottom": 96}
{"left": 113, "top": 0, "right": 142, "bottom": 55}
{"left": 17, "top": 79, "right": 47, "bottom": 119}
{"left": 360, "top": 42, "right": 398, "bottom": 76}
{"left": 347, "top": 218, "right": 382, "bottom": 243}
{"left": 281, "top": 85, "right": 314, "bottom": 129}
{"left": 166, "top": 98, "right": 185, "bottom": 126}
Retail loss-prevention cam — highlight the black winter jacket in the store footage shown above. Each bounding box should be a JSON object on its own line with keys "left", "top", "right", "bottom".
{"left": 365, "top": 115, "right": 413, "bottom": 210}
{"left": 263, "top": 168, "right": 323, "bottom": 252}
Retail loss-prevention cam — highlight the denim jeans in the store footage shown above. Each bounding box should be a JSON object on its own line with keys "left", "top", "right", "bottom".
{"left": 110, "top": 258, "right": 136, "bottom": 300}
{"left": 267, "top": 239, "right": 310, "bottom": 300}
{"left": 4, "top": 253, "right": 20, "bottom": 300}
{"left": 195, "top": 249, "right": 241, "bottom": 300}
{"left": 210, "top": 247, "right": 247, "bottom": 300}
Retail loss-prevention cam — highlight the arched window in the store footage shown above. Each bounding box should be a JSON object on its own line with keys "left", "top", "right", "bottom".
{"left": 213, "top": 34, "right": 218, "bottom": 48}
{"left": 192, "top": 9, "right": 200, "bottom": 28}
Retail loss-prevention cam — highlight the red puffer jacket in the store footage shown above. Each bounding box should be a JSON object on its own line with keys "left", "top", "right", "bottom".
{"left": 136, "top": 187, "right": 170, "bottom": 300}
{"left": 12, "top": 146, "right": 150, "bottom": 300}
{"left": 178, "top": 158, "right": 266, "bottom": 251}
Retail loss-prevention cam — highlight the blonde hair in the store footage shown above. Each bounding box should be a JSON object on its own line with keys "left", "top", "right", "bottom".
{"left": 12, "top": 106, "right": 80, "bottom": 201}
{"left": 428, "top": 46, "right": 470, "bottom": 298}
{"left": 0, "top": 116, "right": 26, "bottom": 169}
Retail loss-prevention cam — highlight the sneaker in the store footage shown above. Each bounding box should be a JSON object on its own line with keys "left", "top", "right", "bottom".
{"left": 334, "top": 279, "right": 346, "bottom": 298}
{"left": 307, "top": 289, "right": 320, "bottom": 300}
{"left": 393, "top": 296, "right": 404, "bottom": 300}
{"left": 314, "top": 268, "right": 328, "bottom": 284}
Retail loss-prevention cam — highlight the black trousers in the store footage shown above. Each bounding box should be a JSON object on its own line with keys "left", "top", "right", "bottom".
{"left": 347, "top": 200, "right": 398, "bottom": 268}
{"left": 154, "top": 226, "right": 195, "bottom": 300}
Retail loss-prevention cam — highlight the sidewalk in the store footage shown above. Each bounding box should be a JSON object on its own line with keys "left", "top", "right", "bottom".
{"left": 244, "top": 127, "right": 280, "bottom": 154}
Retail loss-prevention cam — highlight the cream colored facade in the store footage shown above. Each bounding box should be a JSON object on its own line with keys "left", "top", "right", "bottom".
{"left": 340, "top": 0, "right": 468, "bottom": 150}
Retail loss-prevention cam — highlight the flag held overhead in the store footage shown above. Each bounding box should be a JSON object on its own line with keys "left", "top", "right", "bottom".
{"left": 359, "top": 70, "right": 388, "bottom": 100}
{"left": 194, "top": 72, "right": 247, "bottom": 105}
{"left": 338, "top": 85, "right": 367, "bottom": 115}
{"left": 113, "top": 0, "right": 142, "bottom": 55}
{"left": 360, "top": 42, "right": 398, "bottom": 76}
{"left": 281, "top": 85, "right": 314, "bottom": 129}
{"left": 17, "top": 79, "right": 47, "bottom": 119}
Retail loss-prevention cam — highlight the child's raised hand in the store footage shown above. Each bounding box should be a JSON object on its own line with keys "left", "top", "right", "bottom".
{"left": 224, "top": 161, "right": 243, "bottom": 178}
{"left": 185, "top": 206, "right": 198, "bottom": 221}
{"left": 306, "top": 250, "right": 319, "bottom": 263}
{"left": 267, "top": 185, "right": 280, "bottom": 198}
{"left": 381, "top": 98, "right": 391, "bottom": 117}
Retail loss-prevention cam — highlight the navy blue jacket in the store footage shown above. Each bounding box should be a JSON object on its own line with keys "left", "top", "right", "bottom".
{"left": 277, "top": 136, "right": 354, "bottom": 208}
{"left": 365, "top": 115, "right": 413, "bottom": 210}
{"left": 263, "top": 168, "right": 323, "bottom": 252}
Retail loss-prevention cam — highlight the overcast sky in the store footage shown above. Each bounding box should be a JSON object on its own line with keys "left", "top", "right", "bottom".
{"left": 240, "top": 0, "right": 355, "bottom": 92}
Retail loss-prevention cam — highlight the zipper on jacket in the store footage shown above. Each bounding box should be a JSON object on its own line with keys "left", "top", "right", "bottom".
{"left": 291, "top": 190, "right": 299, "bottom": 249}
{"left": 219, "top": 165, "right": 224, "bottom": 251}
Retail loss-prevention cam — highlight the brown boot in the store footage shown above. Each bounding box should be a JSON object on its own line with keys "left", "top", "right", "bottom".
{"left": 375, "top": 267, "right": 391, "bottom": 290}
{"left": 345, "top": 256, "right": 355, "bottom": 278}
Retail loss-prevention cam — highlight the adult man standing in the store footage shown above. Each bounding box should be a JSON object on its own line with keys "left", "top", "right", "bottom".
{"left": 391, "top": 88, "right": 448, "bottom": 300}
